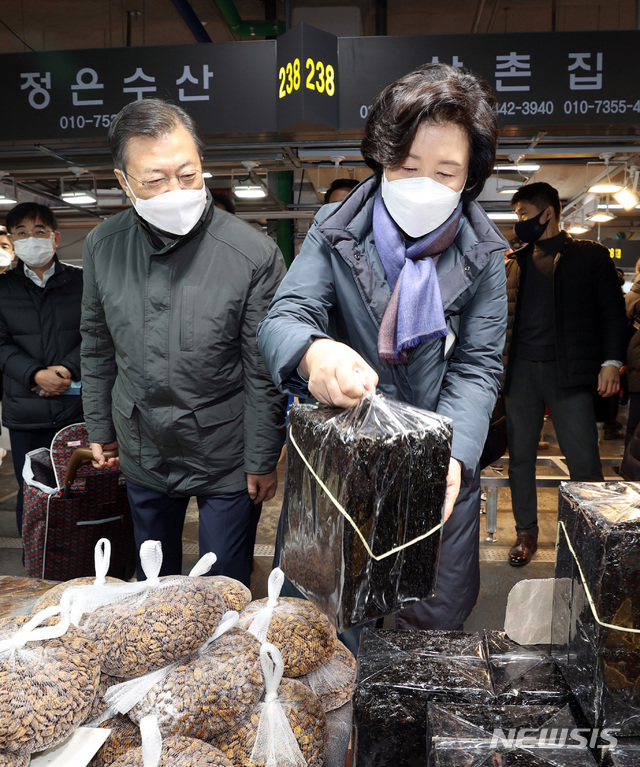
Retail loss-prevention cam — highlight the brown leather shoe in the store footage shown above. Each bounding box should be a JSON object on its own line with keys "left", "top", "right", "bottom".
{"left": 509, "top": 531, "right": 538, "bottom": 567}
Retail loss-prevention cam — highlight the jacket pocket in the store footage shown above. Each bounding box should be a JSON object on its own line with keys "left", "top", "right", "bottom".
{"left": 111, "top": 390, "right": 141, "bottom": 462}
{"left": 193, "top": 390, "right": 243, "bottom": 429}
{"left": 181, "top": 286, "right": 197, "bottom": 351}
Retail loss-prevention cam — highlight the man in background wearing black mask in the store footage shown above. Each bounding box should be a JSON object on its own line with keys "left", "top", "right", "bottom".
{"left": 502, "top": 182, "right": 627, "bottom": 566}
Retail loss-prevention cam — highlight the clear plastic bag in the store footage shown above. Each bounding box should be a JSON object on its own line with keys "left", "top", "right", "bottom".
{"left": 80, "top": 542, "right": 226, "bottom": 677}
{"left": 125, "top": 620, "right": 264, "bottom": 740}
{"left": 237, "top": 568, "right": 337, "bottom": 677}
{"left": 110, "top": 715, "right": 233, "bottom": 767}
{"left": 212, "top": 643, "right": 328, "bottom": 767}
{"left": 31, "top": 538, "right": 125, "bottom": 614}
{"left": 206, "top": 575, "right": 252, "bottom": 612}
{"left": 0, "top": 749, "right": 29, "bottom": 766}
{"left": 0, "top": 605, "right": 100, "bottom": 754}
{"left": 90, "top": 714, "right": 142, "bottom": 767}
{"left": 427, "top": 702, "right": 598, "bottom": 766}
{"left": 291, "top": 639, "right": 357, "bottom": 712}
{"left": 282, "top": 393, "right": 451, "bottom": 631}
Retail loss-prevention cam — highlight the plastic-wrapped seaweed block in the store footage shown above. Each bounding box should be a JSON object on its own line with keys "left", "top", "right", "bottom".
{"left": 603, "top": 745, "right": 640, "bottom": 766}
{"left": 282, "top": 394, "right": 452, "bottom": 631}
{"left": 552, "top": 482, "right": 640, "bottom": 736}
{"left": 352, "top": 629, "right": 493, "bottom": 767}
{"left": 426, "top": 702, "right": 598, "bottom": 766}
{"left": 484, "top": 631, "right": 572, "bottom": 706}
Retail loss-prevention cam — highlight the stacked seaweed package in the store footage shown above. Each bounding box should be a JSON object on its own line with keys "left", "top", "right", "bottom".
{"left": 552, "top": 481, "right": 640, "bottom": 737}
{"left": 282, "top": 394, "right": 452, "bottom": 631}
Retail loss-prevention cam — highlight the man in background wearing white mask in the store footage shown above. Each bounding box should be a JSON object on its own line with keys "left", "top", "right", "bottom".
{"left": 0, "top": 226, "right": 15, "bottom": 274}
{"left": 0, "top": 203, "right": 83, "bottom": 534}
{"left": 81, "top": 99, "right": 287, "bottom": 584}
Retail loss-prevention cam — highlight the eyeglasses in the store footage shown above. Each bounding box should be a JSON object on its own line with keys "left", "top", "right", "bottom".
{"left": 11, "top": 229, "right": 54, "bottom": 241}
{"left": 125, "top": 169, "right": 204, "bottom": 193}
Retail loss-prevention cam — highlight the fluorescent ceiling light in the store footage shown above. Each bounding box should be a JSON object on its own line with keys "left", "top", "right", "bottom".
{"left": 588, "top": 212, "right": 615, "bottom": 223}
{"left": 598, "top": 203, "right": 624, "bottom": 210}
{"left": 613, "top": 187, "right": 639, "bottom": 211}
{"left": 588, "top": 182, "right": 623, "bottom": 194}
{"left": 0, "top": 195, "right": 17, "bottom": 205}
{"left": 493, "top": 163, "right": 540, "bottom": 172}
{"left": 233, "top": 183, "right": 267, "bottom": 199}
{"left": 202, "top": 172, "right": 213, "bottom": 179}
{"left": 567, "top": 224, "right": 590, "bottom": 234}
{"left": 61, "top": 191, "right": 96, "bottom": 205}
{"left": 487, "top": 212, "right": 518, "bottom": 221}
{"left": 498, "top": 187, "right": 522, "bottom": 194}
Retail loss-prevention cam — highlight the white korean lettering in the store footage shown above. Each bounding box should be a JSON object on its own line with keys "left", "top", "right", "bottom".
{"left": 568, "top": 52, "right": 603, "bottom": 91}
{"left": 20, "top": 72, "right": 52, "bottom": 110}
{"left": 176, "top": 64, "right": 214, "bottom": 102}
{"left": 71, "top": 68, "right": 105, "bottom": 106}
{"left": 123, "top": 68, "right": 157, "bottom": 100}
{"left": 495, "top": 52, "right": 531, "bottom": 92}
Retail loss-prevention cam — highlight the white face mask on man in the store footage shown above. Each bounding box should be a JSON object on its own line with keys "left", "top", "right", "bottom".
{"left": 125, "top": 179, "right": 207, "bottom": 236}
{"left": 14, "top": 236, "right": 55, "bottom": 268}
{"left": 0, "top": 248, "right": 13, "bottom": 267}
{"left": 381, "top": 171, "right": 463, "bottom": 238}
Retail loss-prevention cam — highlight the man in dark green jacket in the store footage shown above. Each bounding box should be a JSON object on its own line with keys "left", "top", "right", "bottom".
{"left": 81, "top": 99, "right": 287, "bottom": 584}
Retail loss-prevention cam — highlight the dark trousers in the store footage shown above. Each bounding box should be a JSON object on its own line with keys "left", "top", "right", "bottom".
{"left": 625, "top": 391, "right": 640, "bottom": 448}
{"left": 9, "top": 427, "right": 60, "bottom": 536}
{"left": 126, "top": 480, "right": 261, "bottom": 587}
{"left": 505, "top": 358, "right": 603, "bottom": 537}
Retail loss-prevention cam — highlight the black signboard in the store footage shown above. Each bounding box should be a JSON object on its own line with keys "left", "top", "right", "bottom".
{"left": 1, "top": 27, "right": 639, "bottom": 142}
{"left": 0, "top": 41, "right": 277, "bottom": 141}
{"left": 276, "top": 23, "right": 339, "bottom": 131}
{"left": 603, "top": 239, "right": 640, "bottom": 271}
{"left": 338, "top": 30, "right": 640, "bottom": 130}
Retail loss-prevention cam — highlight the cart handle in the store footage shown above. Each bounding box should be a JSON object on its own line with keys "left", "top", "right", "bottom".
{"left": 63, "top": 447, "right": 119, "bottom": 499}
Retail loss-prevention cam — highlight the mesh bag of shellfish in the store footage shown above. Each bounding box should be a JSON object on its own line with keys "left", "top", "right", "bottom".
{"left": 0, "top": 605, "right": 100, "bottom": 755}
{"left": 236, "top": 568, "right": 338, "bottom": 678}
{"left": 288, "top": 638, "right": 357, "bottom": 712}
{"left": 109, "top": 715, "right": 233, "bottom": 767}
{"left": 104, "top": 612, "right": 265, "bottom": 741}
{"left": 90, "top": 714, "right": 142, "bottom": 767}
{"left": 212, "top": 643, "right": 328, "bottom": 767}
{"left": 79, "top": 542, "right": 226, "bottom": 678}
{"left": 31, "top": 538, "right": 126, "bottom": 615}
{"left": 205, "top": 575, "right": 252, "bottom": 612}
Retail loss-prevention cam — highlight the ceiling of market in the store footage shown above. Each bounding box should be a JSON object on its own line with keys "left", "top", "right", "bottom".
{"left": 1, "top": 0, "right": 640, "bottom": 261}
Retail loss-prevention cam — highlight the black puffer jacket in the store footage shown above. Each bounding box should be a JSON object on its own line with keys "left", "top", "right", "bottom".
{"left": 0, "top": 258, "right": 83, "bottom": 431}
{"left": 503, "top": 231, "right": 627, "bottom": 392}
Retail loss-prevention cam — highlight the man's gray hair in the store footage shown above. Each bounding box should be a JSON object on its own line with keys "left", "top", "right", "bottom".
{"left": 108, "top": 98, "right": 204, "bottom": 170}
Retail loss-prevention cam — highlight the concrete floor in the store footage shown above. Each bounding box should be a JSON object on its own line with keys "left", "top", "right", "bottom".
{"left": 0, "top": 409, "right": 627, "bottom": 628}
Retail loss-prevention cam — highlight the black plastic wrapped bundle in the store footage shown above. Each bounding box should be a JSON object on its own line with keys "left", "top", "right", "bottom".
{"left": 603, "top": 745, "right": 640, "bottom": 766}
{"left": 282, "top": 394, "right": 452, "bottom": 631}
{"left": 484, "top": 631, "right": 573, "bottom": 707}
{"left": 552, "top": 482, "right": 640, "bottom": 737}
{"left": 426, "top": 702, "right": 598, "bottom": 766}
{"left": 352, "top": 629, "right": 493, "bottom": 766}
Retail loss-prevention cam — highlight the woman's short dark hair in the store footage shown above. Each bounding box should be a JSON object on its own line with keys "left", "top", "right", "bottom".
{"left": 361, "top": 63, "right": 499, "bottom": 202}
{"left": 510, "top": 181, "right": 562, "bottom": 220}
{"left": 108, "top": 98, "right": 204, "bottom": 171}
{"left": 6, "top": 202, "right": 57, "bottom": 232}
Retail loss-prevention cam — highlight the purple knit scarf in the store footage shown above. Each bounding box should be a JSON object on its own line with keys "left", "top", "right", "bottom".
{"left": 374, "top": 190, "right": 462, "bottom": 364}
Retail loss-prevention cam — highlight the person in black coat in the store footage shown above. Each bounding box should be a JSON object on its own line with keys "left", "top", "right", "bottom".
{"left": 0, "top": 202, "right": 83, "bottom": 534}
{"left": 503, "top": 182, "right": 627, "bottom": 566}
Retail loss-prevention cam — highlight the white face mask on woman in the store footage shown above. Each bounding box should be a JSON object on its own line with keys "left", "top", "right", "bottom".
{"left": 381, "top": 171, "right": 463, "bottom": 238}
{"left": 126, "top": 180, "right": 207, "bottom": 236}
{"left": 14, "top": 236, "right": 55, "bottom": 268}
